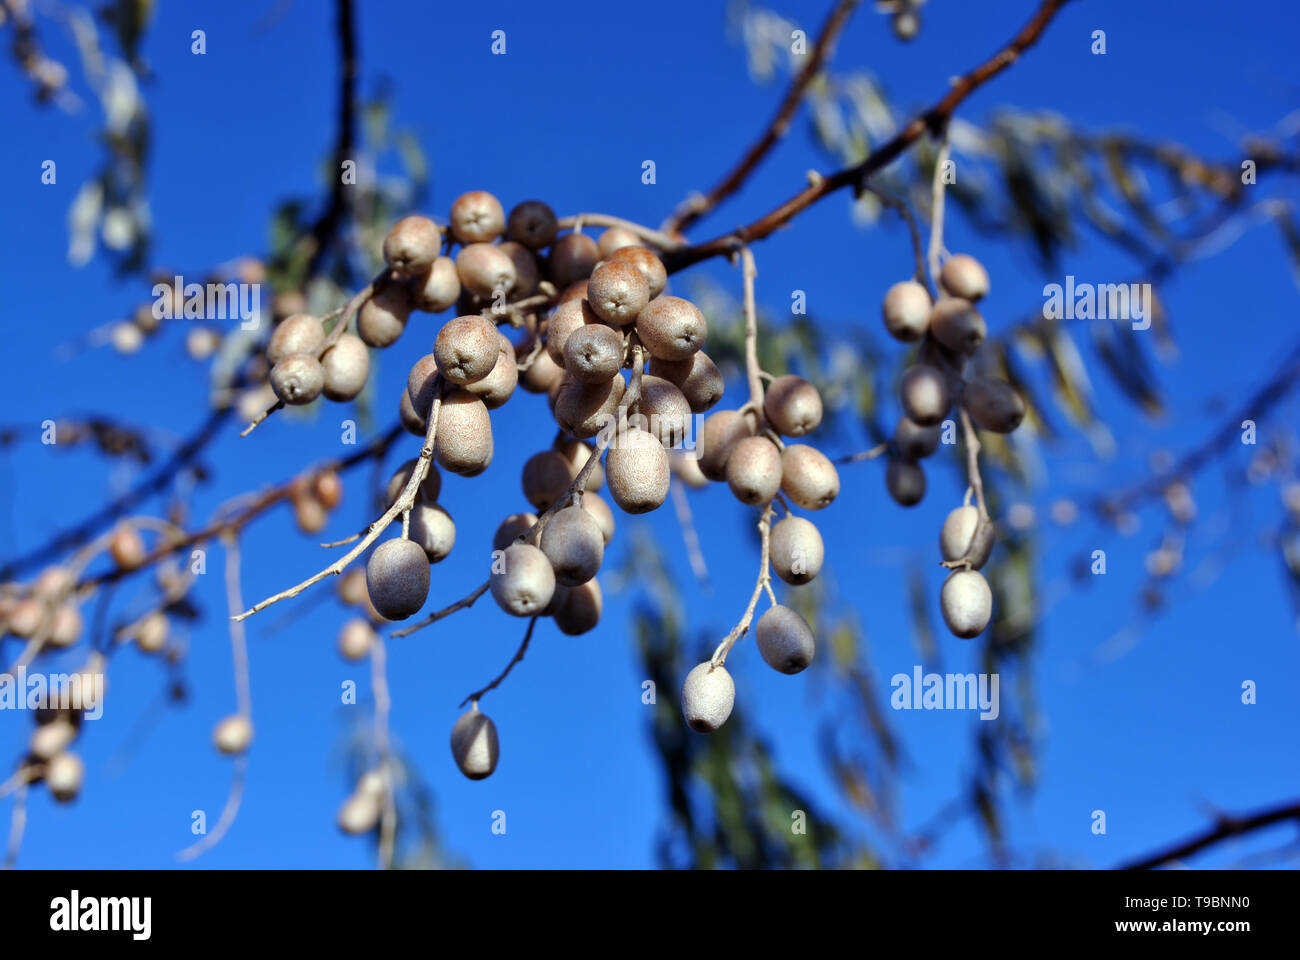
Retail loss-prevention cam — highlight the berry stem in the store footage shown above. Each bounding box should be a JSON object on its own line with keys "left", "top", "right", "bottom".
{"left": 739, "top": 247, "right": 767, "bottom": 433}
{"left": 927, "top": 124, "right": 951, "bottom": 289}
{"left": 458, "top": 616, "right": 539, "bottom": 708}
{"left": 389, "top": 580, "right": 490, "bottom": 640}
{"left": 556, "top": 214, "right": 682, "bottom": 252}
{"left": 710, "top": 503, "right": 776, "bottom": 667}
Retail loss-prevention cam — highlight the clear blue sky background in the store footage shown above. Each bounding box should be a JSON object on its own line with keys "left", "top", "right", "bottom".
{"left": 1, "top": 0, "right": 1297, "bottom": 869}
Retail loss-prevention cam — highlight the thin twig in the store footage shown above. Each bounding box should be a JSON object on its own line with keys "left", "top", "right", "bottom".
{"left": 175, "top": 535, "right": 253, "bottom": 862}
{"left": 390, "top": 581, "right": 490, "bottom": 639}
{"left": 175, "top": 759, "right": 247, "bottom": 863}
{"left": 459, "top": 617, "right": 539, "bottom": 707}
{"left": 958, "top": 406, "right": 989, "bottom": 519}
{"left": 835, "top": 442, "right": 889, "bottom": 465}
{"left": 234, "top": 392, "right": 443, "bottom": 620}
{"left": 3, "top": 784, "right": 27, "bottom": 869}
{"left": 927, "top": 125, "right": 951, "bottom": 289}
{"left": 710, "top": 504, "right": 776, "bottom": 666}
{"left": 669, "top": 477, "right": 710, "bottom": 588}
{"left": 740, "top": 247, "right": 767, "bottom": 428}
{"left": 864, "top": 184, "right": 929, "bottom": 289}
{"left": 556, "top": 214, "right": 682, "bottom": 251}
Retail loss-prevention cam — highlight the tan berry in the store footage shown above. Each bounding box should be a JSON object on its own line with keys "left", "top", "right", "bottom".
{"left": 649, "top": 351, "right": 723, "bottom": 413}
{"left": 449, "top": 191, "right": 505, "bottom": 244}
{"left": 434, "top": 390, "right": 494, "bottom": 476}
{"left": 940, "top": 254, "right": 990, "bottom": 301}
{"left": 493, "top": 513, "right": 539, "bottom": 553}
{"left": 755, "top": 605, "right": 816, "bottom": 674}
{"left": 546, "top": 298, "right": 602, "bottom": 365}
{"left": 271, "top": 353, "right": 325, "bottom": 405}
{"left": 726, "top": 435, "right": 783, "bottom": 505}
{"left": 587, "top": 260, "right": 650, "bottom": 326}
{"left": 555, "top": 373, "right": 625, "bottom": 440}
{"left": 633, "top": 375, "right": 691, "bottom": 448}
{"left": 383, "top": 215, "right": 441, "bottom": 275}
{"left": 213, "top": 714, "right": 253, "bottom": 755}
{"left": 540, "top": 505, "right": 604, "bottom": 586}
{"left": 780, "top": 444, "right": 839, "bottom": 509}
{"left": 435, "top": 314, "right": 501, "bottom": 385}
{"left": 605, "top": 427, "right": 670, "bottom": 514}
{"left": 267, "top": 313, "right": 325, "bottom": 365}
{"left": 553, "top": 578, "right": 602, "bottom": 635}
{"left": 882, "top": 280, "right": 931, "bottom": 342}
{"left": 607, "top": 246, "right": 667, "bottom": 298}
{"left": 764, "top": 375, "right": 823, "bottom": 437}
{"left": 456, "top": 242, "right": 517, "bottom": 299}
{"left": 698, "top": 409, "right": 754, "bottom": 482}
{"left": 564, "top": 324, "right": 625, "bottom": 385}
{"left": 498, "top": 240, "right": 541, "bottom": 298}
{"left": 410, "top": 503, "right": 456, "bottom": 563}
{"left": 490, "top": 543, "right": 556, "bottom": 617}
{"left": 320, "top": 333, "right": 370, "bottom": 402}
{"left": 338, "top": 618, "right": 375, "bottom": 661}
{"left": 681, "top": 663, "right": 734, "bottom": 733}
{"left": 635, "top": 296, "right": 706, "bottom": 361}
{"left": 940, "top": 569, "right": 992, "bottom": 638}
{"left": 770, "top": 516, "right": 824, "bottom": 585}
{"left": 409, "top": 256, "right": 461, "bottom": 313}
{"left": 357, "top": 284, "right": 411, "bottom": 348}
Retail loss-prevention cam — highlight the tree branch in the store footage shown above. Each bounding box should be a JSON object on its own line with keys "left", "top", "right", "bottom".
{"left": 661, "top": 0, "right": 863, "bottom": 235}
{"left": 663, "top": 0, "right": 1075, "bottom": 274}
{"left": 1118, "top": 797, "right": 1300, "bottom": 870}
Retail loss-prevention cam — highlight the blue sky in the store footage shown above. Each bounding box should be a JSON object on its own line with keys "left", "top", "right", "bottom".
{"left": 1, "top": 0, "right": 1297, "bottom": 869}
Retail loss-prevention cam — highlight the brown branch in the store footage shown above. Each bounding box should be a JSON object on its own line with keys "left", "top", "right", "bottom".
{"left": 1118, "top": 797, "right": 1300, "bottom": 870}
{"left": 661, "top": 0, "right": 864, "bottom": 235}
{"left": 662, "top": 0, "right": 1075, "bottom": 274}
